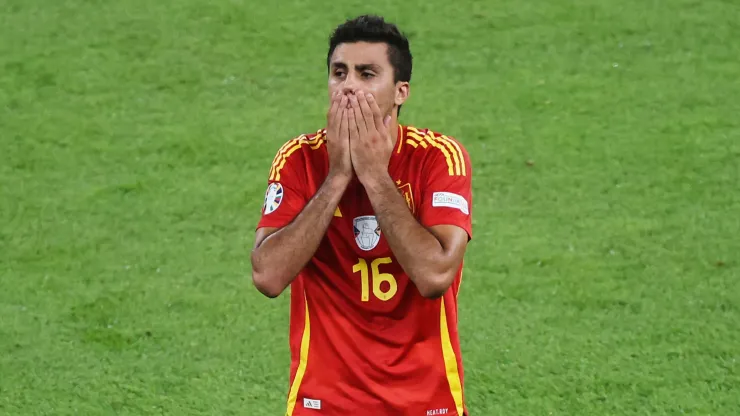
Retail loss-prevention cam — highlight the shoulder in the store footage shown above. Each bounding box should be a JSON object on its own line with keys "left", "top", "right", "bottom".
{"left": 268, "top": 129, "right": 326, "bottom": 181}
{"left": 402, "top": 125, "right": 470, "bottom": 177}
{"left": 272, "top": 129, "right": 327, "bottom": 156}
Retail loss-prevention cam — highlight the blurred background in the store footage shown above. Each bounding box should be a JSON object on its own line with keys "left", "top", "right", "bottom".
{"left": 1, "top": 0, "right": 738, "bottom": 414}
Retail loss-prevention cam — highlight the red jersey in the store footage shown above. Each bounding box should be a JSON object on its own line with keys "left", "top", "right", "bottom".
{"left": 257, "top": 125, "right": 473, "bottom": 416}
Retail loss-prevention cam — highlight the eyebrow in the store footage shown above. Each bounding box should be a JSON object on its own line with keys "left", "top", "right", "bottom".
{"left": 331, "top": 62, "right": 382, "bottom": 72}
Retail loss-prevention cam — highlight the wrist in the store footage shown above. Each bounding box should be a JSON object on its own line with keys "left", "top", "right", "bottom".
{"left": 359, "top": 171, "right": 393, "bottom": 194}
{"left": 325, "top": 171, "right": 352, "bottom": 189}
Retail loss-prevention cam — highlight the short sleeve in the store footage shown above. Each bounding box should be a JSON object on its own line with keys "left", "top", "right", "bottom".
{"left": 418, "top": 138, "right": 473, "bottom": 239}
{"left": 256, "top": 141, "right": 309, "bottom": 230}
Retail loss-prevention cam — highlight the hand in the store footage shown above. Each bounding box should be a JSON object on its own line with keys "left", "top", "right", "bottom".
{"left": 347, "top": 90, "right": 393, "bottom": 186}
{"left": 326, "top": 91, "right": 352, "bottom": 180}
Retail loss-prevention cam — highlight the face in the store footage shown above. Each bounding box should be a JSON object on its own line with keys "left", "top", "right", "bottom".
{"left": 328, "top": 41, "right": 409, "bottom": 117}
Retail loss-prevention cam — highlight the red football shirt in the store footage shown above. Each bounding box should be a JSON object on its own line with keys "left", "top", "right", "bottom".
{"left": 257, "top": 125, "right": 473, "bottom": 416}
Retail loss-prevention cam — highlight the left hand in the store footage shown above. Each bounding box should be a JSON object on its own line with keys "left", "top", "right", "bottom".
{"left": 347, "top": 90, "right": 393, "bottom": 185}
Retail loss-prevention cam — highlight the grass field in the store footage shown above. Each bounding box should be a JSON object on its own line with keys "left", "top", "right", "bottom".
{"left": 1, "top": 0, "right": 739, "bottom": 414}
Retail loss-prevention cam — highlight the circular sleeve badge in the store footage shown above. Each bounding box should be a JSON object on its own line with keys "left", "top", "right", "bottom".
{"left": 263, "top": 183, "right": 284, "bottom": 215}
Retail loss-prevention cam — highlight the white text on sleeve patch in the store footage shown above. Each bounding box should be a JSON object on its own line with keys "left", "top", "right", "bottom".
{"left": 432, "top": 192, "right": 469, "bottom": 215}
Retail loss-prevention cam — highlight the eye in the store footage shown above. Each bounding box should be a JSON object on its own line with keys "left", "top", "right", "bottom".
{"left": 334, "top": 70, "right": 346, "bottom": 78}
{"left": 361, "top": 72, "right": 375, "bottom": 79}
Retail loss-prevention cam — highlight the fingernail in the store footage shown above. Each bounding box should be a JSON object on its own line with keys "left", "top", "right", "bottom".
{"left": 366, "top": 93, "right": 372, "bottom": 99}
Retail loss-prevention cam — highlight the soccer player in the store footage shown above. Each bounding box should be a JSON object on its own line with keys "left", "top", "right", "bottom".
{"left": 251, "top": 15, "right": 473, "bottom": 416}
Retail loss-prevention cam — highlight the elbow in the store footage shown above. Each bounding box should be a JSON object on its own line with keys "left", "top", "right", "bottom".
{"left": 419, "top": 287, "right": 447, "bottom": 300}
{"left": 251, "top": 250, "right": 285, "bottom": 299}
{"left": 251, "top": 270, "right": 284, "bottom": 298}
{"left": 416, "top": 273, "right": 455, "bottom": 299}
{"left": 250, "top": 253, "right": 285, "bottom": 298}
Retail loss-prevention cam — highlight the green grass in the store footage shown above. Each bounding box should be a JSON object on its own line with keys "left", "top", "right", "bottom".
{"left": 1, "top": 0, "right": 739, "bottom": 414}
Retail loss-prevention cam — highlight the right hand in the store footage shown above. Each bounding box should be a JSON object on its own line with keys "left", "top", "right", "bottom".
{"left": 326, "top": 91, "right": 352, "bottom": 179}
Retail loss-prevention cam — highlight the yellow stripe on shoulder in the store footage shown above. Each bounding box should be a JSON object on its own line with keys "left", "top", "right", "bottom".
{"left": 437, "top": 135, "right": 465, "bottom": 176}
{"left": 269, "top": 132, "right": 325, "bottom": 181}
{"left": 406, "top": 131, "right": 428, "bottom": 148}
{"left": 407, "top": 127, "right": 466, "bottom": 177}
{"left": 269, "top": 136, "right": 303, "bottom": 179}
{"left": 408, "top": 127, "right": 455, "bottom": 176}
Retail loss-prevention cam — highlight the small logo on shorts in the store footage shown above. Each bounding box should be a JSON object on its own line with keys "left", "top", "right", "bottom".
{"left": 303, "top": 398, "right": 321, "bottom": 410}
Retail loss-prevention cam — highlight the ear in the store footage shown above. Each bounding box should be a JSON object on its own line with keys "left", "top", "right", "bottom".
{"left": 394, "top": 81, "right": 410, "bottom": 107}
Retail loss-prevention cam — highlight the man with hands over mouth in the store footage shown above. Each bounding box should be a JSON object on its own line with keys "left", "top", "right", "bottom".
{"left": 252, "top": 14, "right": 473, "bottom": 416}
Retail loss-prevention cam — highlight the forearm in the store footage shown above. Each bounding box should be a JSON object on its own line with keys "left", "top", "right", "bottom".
{"left": 363, "top": 175, "right": 453, "bottom": 298}
{"left": 251, "top": 174, "right": 349, "bottom": 297}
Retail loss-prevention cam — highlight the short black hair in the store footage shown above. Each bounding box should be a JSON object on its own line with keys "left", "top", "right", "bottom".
{"left": 327, "top": 15, "right": 413, "bottom": 113}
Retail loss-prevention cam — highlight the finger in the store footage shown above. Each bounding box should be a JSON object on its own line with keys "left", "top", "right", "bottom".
{"left": 331, "top": 90, "right": 341, "bottom": 109}
{"left": 339, "top": 107, "right": 348, "bottom": 142}
{"left": 356, "top": 92, "right": 379, "bottom": 133}
{"left": 338, "top": 95, "right": 350, "bottom": 130}
{"left": 339, "top": 94, "right": 348, "bottom": 118}
{"left": 349, "top": 93, "right": 367, "bottom": 136}
{"left": 347, "top": 102, "right": 361, "bottom": 142}
{"left": 364, "top": 93, "right": 386, "bottom": 133}
{"left": 327, "top": 92, "right": 341, "bottom": 127}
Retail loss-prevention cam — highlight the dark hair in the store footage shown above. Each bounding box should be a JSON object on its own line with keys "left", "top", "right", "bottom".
{"left": 327, "top": 15, "right": 413, "bottom": 114}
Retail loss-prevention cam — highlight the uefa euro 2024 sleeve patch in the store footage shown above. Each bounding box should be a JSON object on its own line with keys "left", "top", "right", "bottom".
{"left": 432, "top": 192, "right": 469, "bottom": 215}
{"left": 263, "top": 183, "right": 283, "bottom": 215}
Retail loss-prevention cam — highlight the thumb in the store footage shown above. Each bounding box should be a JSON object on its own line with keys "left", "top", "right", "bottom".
{"left": 383, "top": 115, "right": 391, "bottom": 128}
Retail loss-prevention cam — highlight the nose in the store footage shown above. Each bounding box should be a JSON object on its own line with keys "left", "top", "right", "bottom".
{"left": 341, "top": 73, "right": 358, "bottom": 95}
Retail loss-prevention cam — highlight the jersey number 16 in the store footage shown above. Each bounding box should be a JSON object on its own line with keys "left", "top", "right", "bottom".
{"left": 352, "top": 257, "right": 398, "bottom": 302}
